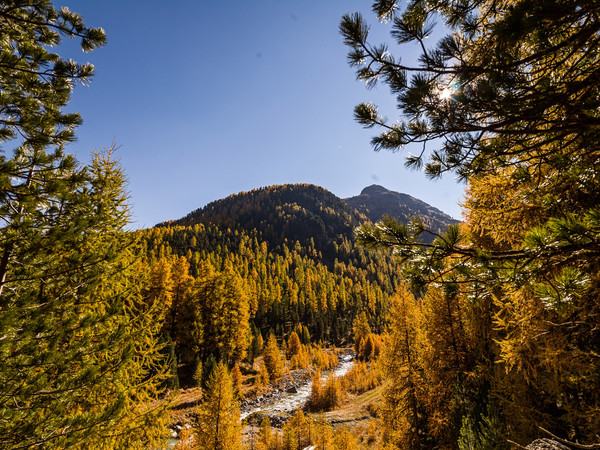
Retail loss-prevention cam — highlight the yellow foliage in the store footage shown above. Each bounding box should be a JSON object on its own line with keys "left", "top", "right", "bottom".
{"left": 286, "top": 331, "right": 302, "bottom": 358}
{"left": 231, "top": 363, "right": 243, "bottom": 397}
{"left": 263, "top": 334, "right": 284, "bottom": 381}
{"left": 379, "top": 285, "right": 428, "bottom": 448}
{"left": 256, "top": 417, "right": 273, "bottom": 450}
{"left": 289, "top": 349, "right": 310, "bottom": 370}
{"left": 308, "top": 371, "right": 345, "bottom": 412}
{"left": 353, "top": 312, "right": 371, "bottom": 355}
{"left": 341, "top": 360, "right": 381, "bottom": 394}
{"left": 309, "top": 345, "right": 339, "bottom": 371}
{"left": 195, "top": 362, "right": 241, "bottom": 449}
{"left": 259, "top": 361, "right": 270, "bottom": 386}
{"left": 332, "top": 427, "right": 361, "bottom": 449}
{"left": 173, "top": 426, "right": 196, "bottom": 449}
{"left": 464, "top": 169, "right": 545, "bottom": 249}
{"left": 360, "top": 333, "right": 382, "bottom": 361}
{"left": 282, "top": 409, "right": 311, "bottom": 449}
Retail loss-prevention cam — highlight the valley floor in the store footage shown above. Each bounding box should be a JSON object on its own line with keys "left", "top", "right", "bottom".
{"left": 169, "top": 349, "right": 383, "bottom": 448}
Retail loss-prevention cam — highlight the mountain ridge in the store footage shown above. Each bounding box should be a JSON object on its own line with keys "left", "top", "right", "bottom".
{"left": 344, "top": 184, "right": 459, "bottom": 233}
{"left": 158, "top": 183, "right": 458, "bottom": 258}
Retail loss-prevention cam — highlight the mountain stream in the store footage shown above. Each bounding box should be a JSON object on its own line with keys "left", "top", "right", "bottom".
{"left": 167, "top": 352, "right": 355, "bottom": 447}
{"left": 241, "top": 352, "right": 355, "bottom": 421}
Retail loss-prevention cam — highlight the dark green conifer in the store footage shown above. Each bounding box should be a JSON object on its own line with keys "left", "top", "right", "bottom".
{"left": 0, "top": 3, "right": 168, "bottom": 447}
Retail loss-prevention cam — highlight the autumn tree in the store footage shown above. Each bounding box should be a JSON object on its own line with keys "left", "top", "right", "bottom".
{"left": 146, "top": 257, "right": 173, "bottom": 309}
{"left": 342, "top": 0, "right": 600, "bottom": 445}
{"left": 287, "top": 330, "right": 303, "bottom": 358}
{"left": 360, "top": 333, "right": 382, "bottom": 361}
{"left": 379, "top": 286, "right": 429, "bottom": 448}
{"left": 195, "top": 262, "right": 250, "bottom": 362}
{"left": 352, "top": 311, "right": 371, "bottom": 357}
{"left": 0, "top": 3, "right": 169, "bottom": 447}
{"left": 231, "top": 362, "right": 243, "bottom": 397}
{"left": 140, "top": 200, "right": 406, "bottom": 387}
{"left": 313, "top": 419, "right": 335, "bottom": 449}
{"left": 256, "top": 417, "right": 274, "bottom": 450}
{"left": 308, "top": 370, "right": 344, "bottom": 412}
{"left": 263, "top": 333, "right": 284, "bottom": 381}
{"left": 196, "top": 362, "right": 242, "bottom": 450}
{"left": 168, "top": 255, "right": 201, "bottom": 369}
{"left": 282, "top": 408, "right": 312, "bottom": 450}
{"left": 250, "top": 329, "right": 265, "bottom": 364}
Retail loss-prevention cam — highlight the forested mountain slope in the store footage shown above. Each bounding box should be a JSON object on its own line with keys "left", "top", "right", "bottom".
{"left": 159, "top": 184, "right": 365, "bottom": 267}
{"left": 146, "top": 183, "right": 458, "bottom": 385}
{"left": 159, "top": 183, "right": 458, "bottom": 264}
{"left": 139, "top": 222, "right": 400, "bottom": 385}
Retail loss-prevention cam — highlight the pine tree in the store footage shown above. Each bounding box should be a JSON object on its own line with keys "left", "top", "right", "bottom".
{"left": 193, "top": 357, "right": 203, "bottom": 387}
{"left": 301, "top": 325, "right": 311, "bottom": 345}
{"left": 352, "top": 311, "right": 371, "bottom": 357}
{"left": 169, "top": 255, "right": 201, "bottom": 369}
{"left": 342, "top": 0, "right": 600, "bottom": 444}
{"left": 147, "top": 257, "right": 173, "bottom": 309}
{"left": 0, "top": 149, "right": 170, "bottom": 447}
{"left": 201, "top": 353, "right": 218, "bottom": 389}
{"left": 313, "top": 419, "right": 335, "bottom": 449}
{"left": 231, "top": 362, "right": 243, "bottom": 397}
{"left": 249, "top": 328, "right": 263, "bottom": 365}
{"left": 256, "top": 417, "right": 273, "bottom": 450}
{"left": 163, "top": 333, "right": 180, "bottom": 390}
{"left": 282, "top": 408, "right": 312, "bottom": 450}
{"left": 309, "top": 369, "right": 323, "bottom": 411}
{"left": 195, "top": 263, "right": 250, "bottom": 362}
{"left": 380, "top": 286, "right": 428, "bottom": 448}
{"left": 196, "top": 362, "right": 242, "bottom": 450}
{"left": 0, "top": 3, "right": 172, "bottom": 444}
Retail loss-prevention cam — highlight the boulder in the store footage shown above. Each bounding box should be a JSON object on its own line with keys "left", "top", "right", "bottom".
{"left": 526, "top": 439, "right": 570, "bottom": 450}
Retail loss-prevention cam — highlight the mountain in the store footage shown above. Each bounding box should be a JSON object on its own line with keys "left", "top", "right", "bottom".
{"left": 147, "top": 183, "right": 457, "bottom": 359}
{"left": 159, "top": 183, "right": 458, "bottom": 264}
{"left": 344, "top": 184, "right": 459, "bottom": 233}
{"left": 150, "top": 184, "right": 404, "bottom": 348}
{"left": 159, "top": 184, "right": 367, "bottom": 265}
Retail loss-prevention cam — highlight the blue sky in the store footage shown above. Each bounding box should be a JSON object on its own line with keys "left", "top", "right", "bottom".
{"left": 60, "top": 1, "right": 465, "bottom": 228}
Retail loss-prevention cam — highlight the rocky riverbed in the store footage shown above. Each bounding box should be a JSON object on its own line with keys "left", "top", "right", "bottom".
{"left": 242, "top": 349, "right": 355, "bottom": 426}
{"left": 166, "top": 349, "right": 356, "bottom": 446}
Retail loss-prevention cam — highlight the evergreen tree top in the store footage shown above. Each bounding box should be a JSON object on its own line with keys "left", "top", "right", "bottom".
{"left": 0, "top": 0, "right": 106, "bottom": 151}
{"left": 340, "top": 0, "right": 600, "bottom": 180}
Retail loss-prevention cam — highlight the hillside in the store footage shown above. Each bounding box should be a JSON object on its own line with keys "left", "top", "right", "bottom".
{"left": 344, "top": 184, "right": 459, "bottom": 233}
{"left": 147, "top": 183, "right": 459, "bottom": 440}
{"left": 146, "top": 184, "right": 407, "bottom": 379}
{"left": 160, "top": 183, "right": 458, "bottom": 262}
{"left": 160, "top": 184, "right": 368, "bottom": 266}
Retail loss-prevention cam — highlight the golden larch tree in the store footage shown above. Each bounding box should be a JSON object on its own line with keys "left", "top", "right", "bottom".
{"left": 195, "top": 362, "right": 242, "bottom": 450}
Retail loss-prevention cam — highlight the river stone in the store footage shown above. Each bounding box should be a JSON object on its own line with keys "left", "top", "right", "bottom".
{"left": 526, "top": 439, "right": 570, "bottom": 450}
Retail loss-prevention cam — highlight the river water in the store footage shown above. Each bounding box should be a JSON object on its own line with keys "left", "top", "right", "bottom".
{"left": 166, "top": 353, "right": 355, "bottom": 447}
{"left": 241, "top": 353, "right": 355, "bottom": 420}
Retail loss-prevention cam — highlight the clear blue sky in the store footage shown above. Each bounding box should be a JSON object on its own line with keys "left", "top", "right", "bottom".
{"left": 59, "top": 1, "right": 465, "bottom": 228}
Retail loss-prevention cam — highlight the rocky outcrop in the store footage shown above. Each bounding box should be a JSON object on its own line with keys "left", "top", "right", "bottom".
{"left": 526, "top": 439, "right": 570, "bottom": 450}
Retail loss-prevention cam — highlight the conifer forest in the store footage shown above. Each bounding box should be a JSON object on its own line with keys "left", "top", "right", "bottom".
{"left": 1, "top": 0, "right": 599, "bottom": 448}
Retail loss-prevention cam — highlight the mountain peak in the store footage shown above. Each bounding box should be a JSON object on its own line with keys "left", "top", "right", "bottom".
{"left": 344, "top": 185, "right": 459, "bottom": 238}
{"left": 360, "top": 184, "right": 390, "bottom": 195}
